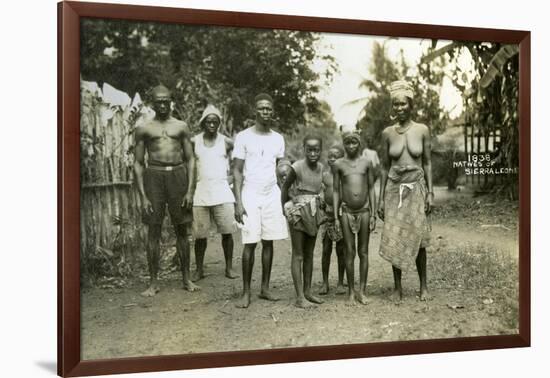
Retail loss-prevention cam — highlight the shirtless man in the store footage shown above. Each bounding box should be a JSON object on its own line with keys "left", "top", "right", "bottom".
{"left": 378, "top": 80, "right": 433, "bottom": 301}
{"left": 233, "top": 93, "right": 288, "bottom": 308}
{"left": 319, "top": 145, "right": 346, "bottom": 296}
{"left": 333, "top": 131, "right": 376, "bottom": 305}
{"left": 134, "top": 85, "right": 199, "bottom": 296}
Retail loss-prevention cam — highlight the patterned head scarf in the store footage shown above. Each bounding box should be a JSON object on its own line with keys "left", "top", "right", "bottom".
{"left": 198, "top": 104, "right": 222, "bottom": 126}
{"left": 342, "top": 130, "right": 362, "bottom": 145}
{"left": 389, "top": 80, "right": 414, "bottom": 100}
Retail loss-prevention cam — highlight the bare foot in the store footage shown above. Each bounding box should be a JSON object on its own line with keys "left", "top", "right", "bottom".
{"left": 346, "top": 291, "right": 357, "bottom": 306}
{"left": 225, "top": 268, "right": 239, "bottom": 279}
{"left": 295, "top": 297, "right": 316, "bottom": 309}
{"left": 183, "top": 280, "right": 201, "bottom": 292}
{"left": 319, "top": 283, "right": 329, "bottom": 296}
{"left": 305, "top": 293, "right": 324, "bottom": 304}
{"left": 419, "top": 289, "right": 432, "bottom": 301}
{"left": 356, "top": 291, "right": 369, "bottom": 305}
{"left": 140, "top": 285, "right": 160, "bottom": 297}
{"left": 191, "top": 270, "right": 204, "bottom": 282}
{"left": 258, "top": 290, "right": 279, "bottom": 302}
{"left": 335, "top": 283, "right": 346, "bottom": 295}
{"left": 390, "top": 289, "right": 402, "bottom": 303}
{"left": 235, "top": 293, "right": 251, "bottom": 308}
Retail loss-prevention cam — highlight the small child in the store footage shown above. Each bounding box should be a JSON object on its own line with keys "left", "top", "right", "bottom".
{"left": 281, "top": 135, "right": 327, "bottom": 308}
{"left": 319, "top": 145, "right": 346, "bottom": 296}
{"left": 332, "top": 131, "right": 376, "bottom": 305}
{"left": 276, "top": 159, "right": 293, "bottom": 189}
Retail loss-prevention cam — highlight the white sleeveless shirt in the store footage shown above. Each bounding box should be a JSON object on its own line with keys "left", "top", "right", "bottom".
{"left": 193, "top": 133, "right": 235, "bottom": 206}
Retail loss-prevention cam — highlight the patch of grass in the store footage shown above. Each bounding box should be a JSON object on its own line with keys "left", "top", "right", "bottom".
{"left": 432, "top": 195, "right": 518, "bottom": 230}
{"left": 430, "top": 242, "right": 517, "bottom": 290}
{"left": 430, "top": 241, "right": 518, "bottom": 329}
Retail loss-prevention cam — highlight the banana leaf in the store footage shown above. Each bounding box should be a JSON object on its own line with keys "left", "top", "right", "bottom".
{"left": 479, "top": 45, "right": 519, "bottom": 88}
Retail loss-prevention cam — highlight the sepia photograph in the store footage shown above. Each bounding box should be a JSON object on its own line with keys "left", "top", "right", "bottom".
{"left": 76, "top": 12, "right": 521, "bottom": 362}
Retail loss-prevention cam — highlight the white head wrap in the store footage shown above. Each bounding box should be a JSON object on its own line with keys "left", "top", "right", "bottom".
{"left": 199, "top": 104, "right": 222, "bottom": 125}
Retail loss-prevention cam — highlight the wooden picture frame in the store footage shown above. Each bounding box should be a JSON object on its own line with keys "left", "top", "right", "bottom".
{"left": 58, "top": 1, "right": 530, "bottom": 376}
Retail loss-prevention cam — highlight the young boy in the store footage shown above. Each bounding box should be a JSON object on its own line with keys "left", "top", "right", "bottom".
{"left": 319, "top": 145, "right": 346, "bottom": 296}
{"left": 332, "top": 131, "right": 376, "bottom": 305}
{"left": 281, "top": 135, "right": 327, "bottom": 308}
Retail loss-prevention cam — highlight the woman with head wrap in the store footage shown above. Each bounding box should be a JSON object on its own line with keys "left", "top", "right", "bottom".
{"left": 378, "top": 80, "right": 433, "bottom": 302}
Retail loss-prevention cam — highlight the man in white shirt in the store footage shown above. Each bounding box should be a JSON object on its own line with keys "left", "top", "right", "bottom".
{"left": 232, "top": 93, "right": 288, "bottom": 308}
{"left": 191, "top": 105, "right": 238, "bottom": 282}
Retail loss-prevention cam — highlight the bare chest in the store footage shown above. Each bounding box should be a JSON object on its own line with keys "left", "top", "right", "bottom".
{"left": 388, "top": 127, "right": 424, "bottom": 159}
{"left": 144, "top": 123, "right": 185, "bottom": 154}
{"left": 146, "top": 122, "right": 183, "bottom": 141}
{"left": 339, "top": 159, "right": 369, "bottom": 177}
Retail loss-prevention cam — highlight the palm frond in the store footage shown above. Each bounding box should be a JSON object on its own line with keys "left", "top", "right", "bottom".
{"left": 420, "top": 42, "right": 460, "bottom": 63}
{"left": 343, "top": 96, "right": 370, "bottom": 107}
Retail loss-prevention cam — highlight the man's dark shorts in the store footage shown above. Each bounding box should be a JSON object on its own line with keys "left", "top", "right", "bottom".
{"left": 142, "top": 165, "right": 193, "bottom": 225}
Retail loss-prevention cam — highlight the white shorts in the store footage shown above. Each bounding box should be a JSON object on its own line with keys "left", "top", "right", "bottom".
{"left": 241, "top": 185, "right": 288, "bottom": 244}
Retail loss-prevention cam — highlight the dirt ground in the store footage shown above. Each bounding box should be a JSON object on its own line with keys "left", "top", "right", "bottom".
{"left": 81, "top": 187, "right": 519, "bottom": 360}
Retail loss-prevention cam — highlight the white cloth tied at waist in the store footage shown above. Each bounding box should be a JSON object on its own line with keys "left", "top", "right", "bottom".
{"left": 398, "top": 183, "right": 416, "bottom": 209}
{"left": 286, "top": 194, "right": 320, "bottom": 217}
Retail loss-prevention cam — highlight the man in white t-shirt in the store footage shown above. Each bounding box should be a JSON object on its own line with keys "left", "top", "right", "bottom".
{"left": 232, "top": 93, "right": 288, "bottom": 308}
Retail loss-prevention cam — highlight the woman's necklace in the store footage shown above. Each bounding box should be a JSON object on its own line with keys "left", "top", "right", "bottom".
{"left": 395, "top": 122, "right": 412, "bottom": 134}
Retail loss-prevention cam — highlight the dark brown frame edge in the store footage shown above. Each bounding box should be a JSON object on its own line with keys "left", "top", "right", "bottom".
{"left": 58, "top": 1, "right": 531, "bottom": 376}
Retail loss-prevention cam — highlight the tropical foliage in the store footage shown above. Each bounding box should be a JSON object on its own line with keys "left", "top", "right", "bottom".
{"left": 422, "top": 42, "right": 519, "bottom": 197}
{"left": 81, "top": 18, "right": 338, "bottom": 134}
{"left": 352, "top": 39, "right": 519, "bottom": 196}
{"left": 354, "top": 40, "right": 450, "bottom": 150}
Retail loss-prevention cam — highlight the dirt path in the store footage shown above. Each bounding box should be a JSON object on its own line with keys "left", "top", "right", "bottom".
{"left": 81, "top": 198, "right": 519, "bottom": 359}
